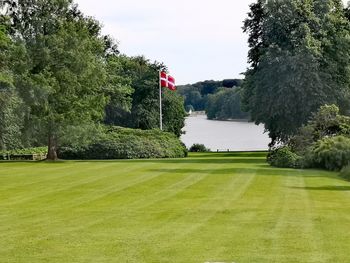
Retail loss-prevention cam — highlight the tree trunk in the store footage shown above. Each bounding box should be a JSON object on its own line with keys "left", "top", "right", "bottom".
{"left": 47, "top": 133, "right": 58, "bottom": 161}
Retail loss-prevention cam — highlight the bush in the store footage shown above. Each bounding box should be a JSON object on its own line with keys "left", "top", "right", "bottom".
{"left": 58, "top": 127, "right": 187, "bottom": 160}
{"left": 267, "top": 146, "right": 301, "bottom": 168}
{"left": 189, "top": 144, "right": 209, "bottom": 152}
{"left": 311, "top": 136, "right": 350, "bottom": 171}
{"left": 290, "top": 105, "right": 350, "bottom": 155}
{"left": 340, "top": 165, "right": 350, "bottom": 181}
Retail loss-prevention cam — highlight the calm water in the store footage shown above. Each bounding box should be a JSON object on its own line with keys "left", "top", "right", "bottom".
{"left": 181, "top": 115, "right": 270, "bottom": 151}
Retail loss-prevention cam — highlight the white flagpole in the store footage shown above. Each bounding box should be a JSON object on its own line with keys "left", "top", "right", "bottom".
{"left": 159, "top": 71, "right": 163, "bottom": 131}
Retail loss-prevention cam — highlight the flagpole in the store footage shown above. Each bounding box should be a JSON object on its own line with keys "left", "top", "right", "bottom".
{"left": 159, "top": 71, "right": 163, "bottom": 131}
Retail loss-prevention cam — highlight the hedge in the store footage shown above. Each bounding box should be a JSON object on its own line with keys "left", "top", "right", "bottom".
{"left": 58, "top": 127, "right": 187, "bottom": 160}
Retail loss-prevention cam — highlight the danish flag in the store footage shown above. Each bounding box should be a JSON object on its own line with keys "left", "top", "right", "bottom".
{"left": 160, "top": 71, "right": 176, "bottom": 91}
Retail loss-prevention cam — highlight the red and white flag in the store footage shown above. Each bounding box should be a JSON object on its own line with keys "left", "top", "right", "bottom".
{"left": 160, "top": 71, "right": 176, "bottom": 91}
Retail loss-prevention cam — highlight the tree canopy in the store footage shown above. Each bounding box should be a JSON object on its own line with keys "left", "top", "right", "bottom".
{"left": 242, "top": 0, "right": 350, "bottom": 145}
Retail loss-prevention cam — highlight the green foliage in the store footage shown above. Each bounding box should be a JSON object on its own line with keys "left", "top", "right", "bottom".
{"left": 0, "top": 90, "right": 24, "bottom": 150}
{"left": 340, "top": 164, "right": 350, "bottom": 181}
{"left": 310, "top": 104, "right": 350, "bottom": 139}
{"left": 267, "top": 146, "right": 301, "bottom": 168}
{"left": 104, "top": 55, "right": 185, "bottom": 137}
{"left": 105, "top": 56, "right": 162, "bottom": 129}
{"left": 0, "top": 23, "right": 25, "bottom": 150}
{"left": 311, "top": 136, "right": 350, "bottom": 171}
{"left": 58, "top": 127, "right": 187, "bottom": 160}
{"left": 177, "top": 79, "right": 243, "bottom": 112}
{"left": 290, "top": 104, "right": 350, "bottom": 154}
{"left": 103, "top": 55, "right": 133, "bottom": 122}
{"left": 57, "top": 123, "right": 106, "bottom": 149}
{"left": 271, "top": 105, "right": 350, "bottom": 171}
{"left": 189, "top": 144, "right": 209, "bottom": 152}
{"left": 0, "top": 147, "right": 47, "bottom": 155}
{"left": 206, "top": 88, "right": 249, "bottom": 120}
{"left": 162, "top": 89, "right": 186, "bottom": 137}
{"left": 243, "top": 0, "right": 350, "bottom": 144}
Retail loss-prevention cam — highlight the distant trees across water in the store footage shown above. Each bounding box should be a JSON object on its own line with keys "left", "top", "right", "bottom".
{"left": 177, "top": 79, "right": 249, "bottom": 121}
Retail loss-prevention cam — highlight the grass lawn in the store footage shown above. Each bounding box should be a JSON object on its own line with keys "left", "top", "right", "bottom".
{"left": 1, "top": 152, "right": 350, "bottom": 263}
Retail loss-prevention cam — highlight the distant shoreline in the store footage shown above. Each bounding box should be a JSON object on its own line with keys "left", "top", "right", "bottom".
{"left": 188, "top": 112, "right": 251, "bottom": 123}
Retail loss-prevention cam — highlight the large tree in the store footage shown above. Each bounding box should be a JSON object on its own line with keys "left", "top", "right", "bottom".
{"left": 0, "top": 21, "right": 24, "bottom": 150}
{"left": 4, "top": 0, "right": 129, "bottom": 159}
{"left": 242, "top": 0, "right": 350, "bottom": 145}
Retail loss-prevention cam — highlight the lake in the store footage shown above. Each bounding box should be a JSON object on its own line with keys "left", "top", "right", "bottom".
{"left": 181, "top": 114, "right": 270, "bottom": 151}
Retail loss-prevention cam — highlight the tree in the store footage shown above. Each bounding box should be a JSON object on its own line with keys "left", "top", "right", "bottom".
{"left": 242, "top": 0, "right": 350, "bottom": 145}
{"left": 0, "top": 21, "right": 24, "bottom": 150}
{"left": 105, "top": 55, "right": 186, "bottom": 137}
{"left": 242, "top": 0, "right": 265, "bottom": 69}
{"left": 162, "top": 89, "right": 186, "bottom": 137}
{"left": 105, "top": 55, "right": 163, "bottom": 129}
{"left": 5, "top": 0, "right": 122, "bottom": 159}
{"left": 104, "top": 55, "right": 133, "bottom": 127}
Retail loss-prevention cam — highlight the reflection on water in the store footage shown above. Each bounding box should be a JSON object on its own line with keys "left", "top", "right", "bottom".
{"left": 181, "top": 115, "right": 270, "bottom": 151}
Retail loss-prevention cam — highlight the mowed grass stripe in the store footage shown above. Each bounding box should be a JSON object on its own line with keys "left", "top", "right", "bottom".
{"left": 149, "top": 164, "right": 283, "bottom": 262}
{"left": 0, "top": 162, "right": 81, "bottom": 190}
{"left": 262, "top": 171, "right": 322, "bottom": 262}
{"left": 1, "top": 153, "right": 350, "bottom": 263}
{"left": 0, "top": 161, "right": 156, "bottom": 206}
{"left": 303, "top": 170, "right": 350, "bottom": 262}
{"left": 120, "top": 166, "right": 258, "bottom": 262}
{"left": 0, "top": 162, "right": 166, "bottom": 232}
{"left": 0, "top": 163, "right": 213, "bottom": 248}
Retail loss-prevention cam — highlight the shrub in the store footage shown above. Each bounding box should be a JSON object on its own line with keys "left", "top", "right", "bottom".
{"left": 311, "top": 136, "right": 350, "bottom": 171}
{"left": 189, "top": 144, "right": 209, "bottom": 152}
{"left": 340, "top": 165, "right": 350, "bottom": 181}
{"left": 267, "top": 146, "right": 301, "bottom": 168}
{"left": 58, "top": 127, "right": 187, "bottom": 160}
{"left": 289, "top": 104, "right": 350, "bottom": 155}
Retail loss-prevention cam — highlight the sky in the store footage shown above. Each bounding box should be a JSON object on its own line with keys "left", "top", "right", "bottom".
{"left": 74, "top": 0, "right": 347, "bottom": 85}
{"left": 73, "top": 0, "right": 257, "bottom": 85}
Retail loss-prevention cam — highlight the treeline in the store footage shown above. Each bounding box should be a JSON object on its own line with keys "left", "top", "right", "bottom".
{"left": 177, "top": 79, "right": 248, "bottom": 120}
{"left": 206, "top": 88, "right": 249, "bottom": 120}
{"left": 0, "top": 0, "right": 186, "bottom": 159}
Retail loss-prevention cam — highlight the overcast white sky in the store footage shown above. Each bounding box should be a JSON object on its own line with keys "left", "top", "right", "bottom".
{"left": 74, "top": 0, "right": 347, "bottom": 85}
{"left": 73, "top": 0, "right": 257, "bottom": 84}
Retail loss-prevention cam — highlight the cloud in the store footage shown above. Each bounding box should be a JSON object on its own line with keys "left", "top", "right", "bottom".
{"left": 76, "top": 0, "right": 348, "bottom": 84}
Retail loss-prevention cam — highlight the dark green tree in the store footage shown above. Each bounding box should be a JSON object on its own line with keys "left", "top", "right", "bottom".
{"left": 4, "top": 0, "right": 129, "bottom": 159}
{"left": 105, "top": 55, "right": 185, "bottom": 137}
{"left": 0, "top": 24, "right": 24, "bottom": 150}
{"left": 105, "top": 55, "right": 163, "bottom": 129}
{"left": 162, "top": 89, "right": 186, "bottom": 137}
{"left": 243, "top": 0, "right": 350, "bottom": 145}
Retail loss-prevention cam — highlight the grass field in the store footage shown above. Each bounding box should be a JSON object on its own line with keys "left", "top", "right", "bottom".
{"left": 1, "top": 152, "right": 350, "bottom": 263}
